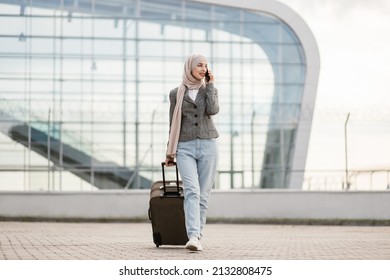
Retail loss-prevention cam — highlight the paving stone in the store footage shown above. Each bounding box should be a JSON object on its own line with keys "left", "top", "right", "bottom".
{"left": 0, "top": 222, "right": 389, "bottom": 260}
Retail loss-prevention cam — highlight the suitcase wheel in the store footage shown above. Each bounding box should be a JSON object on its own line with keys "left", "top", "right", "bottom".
{"left": 153, "top": 232, "right": 162, "bottom": 247}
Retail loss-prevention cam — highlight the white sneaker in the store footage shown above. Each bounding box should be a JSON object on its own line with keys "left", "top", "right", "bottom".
{"left": 186, "top": 236, "right": 203, "bottom": 251}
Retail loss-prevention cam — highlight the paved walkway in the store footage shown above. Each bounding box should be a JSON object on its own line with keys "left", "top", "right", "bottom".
{"left": 0, "top": 222, "right": 389, "bottom": 260}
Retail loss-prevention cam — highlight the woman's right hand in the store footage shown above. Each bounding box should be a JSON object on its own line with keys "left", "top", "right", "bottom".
{"left": 165, "top": 155, "right": 175, "bottom": 166}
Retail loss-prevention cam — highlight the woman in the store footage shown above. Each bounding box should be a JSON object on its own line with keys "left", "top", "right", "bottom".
{"left": 165, "top": 53, "right": 219, "bottom": 251}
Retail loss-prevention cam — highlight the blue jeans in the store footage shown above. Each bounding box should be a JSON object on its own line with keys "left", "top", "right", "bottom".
{"left": 176, "top": 138, "right": 218, "bottom": 239}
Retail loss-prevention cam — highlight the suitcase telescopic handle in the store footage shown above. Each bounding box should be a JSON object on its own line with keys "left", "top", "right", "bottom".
{"left": 161, "top": 162, "right": 181, "bottom": 196}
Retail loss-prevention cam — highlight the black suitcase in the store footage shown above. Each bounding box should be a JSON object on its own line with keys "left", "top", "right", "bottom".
{"left": 148, "top": 162, "right": 188, "bottom": 247}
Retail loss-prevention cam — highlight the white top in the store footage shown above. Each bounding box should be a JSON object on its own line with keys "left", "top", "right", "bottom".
{"left": 188, "top": 89, "right": 198, "bottom": 101}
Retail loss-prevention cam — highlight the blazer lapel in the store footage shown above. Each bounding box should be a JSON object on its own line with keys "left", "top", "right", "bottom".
{"left": 183, "top": 85, "right": 206, "bottom": 104}
{"left": 183, "top": 90, "right": 195, "bottom": 104}
{"left": 195, "top": 85, "right": 206, "bottom": 103}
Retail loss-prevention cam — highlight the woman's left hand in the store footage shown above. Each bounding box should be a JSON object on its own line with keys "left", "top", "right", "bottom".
{"left": 207, "top": 69, "right": 215, "bottom": 84}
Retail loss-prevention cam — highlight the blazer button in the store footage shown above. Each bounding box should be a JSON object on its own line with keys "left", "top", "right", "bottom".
{"left": 195, "top": 123, "right": 198, "bottom": 126}
{"left": 193, "top": 105, "right": 197, "bottom": 109}
{"left": 194, "top": 114, "right": 198, "bottom": 117}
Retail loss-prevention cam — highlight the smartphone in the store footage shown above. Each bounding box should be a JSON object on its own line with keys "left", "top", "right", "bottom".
{"left": 205, "top": 70, "right": 210, "bottom": 83}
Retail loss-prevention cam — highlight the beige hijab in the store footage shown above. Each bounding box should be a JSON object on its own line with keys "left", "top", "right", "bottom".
{"left": 166, "top": 54, "right": 207, "bottom": 158}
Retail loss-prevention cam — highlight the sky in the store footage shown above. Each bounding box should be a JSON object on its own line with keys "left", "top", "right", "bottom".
{"left": 275, "top": 0, "right": 390, "bottom": 189}
{"left": 274, "top": 0, "right": 390, "bottom": 165}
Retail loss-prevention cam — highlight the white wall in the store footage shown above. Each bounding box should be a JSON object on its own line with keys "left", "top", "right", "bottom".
{"left": 1, "top": 190, "right": 389, "bottom": 222}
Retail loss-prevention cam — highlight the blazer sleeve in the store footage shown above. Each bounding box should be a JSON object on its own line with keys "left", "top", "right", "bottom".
{"left": 205, "top": 83, "right": 219, "bottom": 115}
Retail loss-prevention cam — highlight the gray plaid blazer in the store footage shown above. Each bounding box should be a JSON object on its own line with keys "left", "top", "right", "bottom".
{"left": 169, "top": 83, "right": 219, "bottom": 142}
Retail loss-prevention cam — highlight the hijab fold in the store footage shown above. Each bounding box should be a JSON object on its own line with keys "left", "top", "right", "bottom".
{"left": 166, "top": 54, "right": 207, "bottom": 158}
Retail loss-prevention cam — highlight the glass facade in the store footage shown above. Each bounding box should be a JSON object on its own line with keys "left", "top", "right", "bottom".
{"left": 0, "top": 0, "right": 306, "bottom": 191}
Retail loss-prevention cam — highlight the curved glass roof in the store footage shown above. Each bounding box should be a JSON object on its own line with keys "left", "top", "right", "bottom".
{"left": 0, "top": 0, "right": 316, "bottom": 190}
